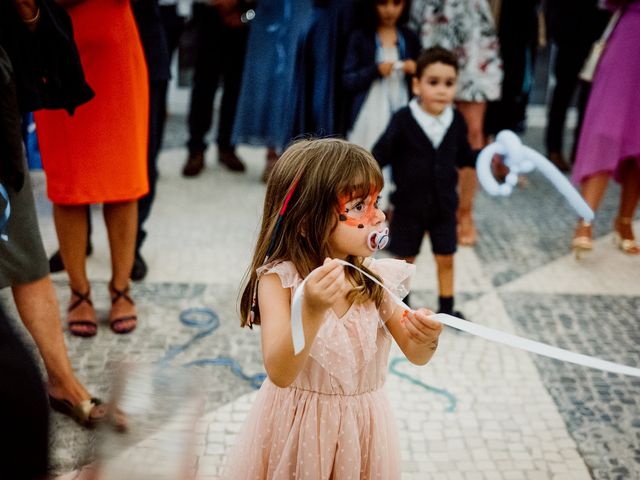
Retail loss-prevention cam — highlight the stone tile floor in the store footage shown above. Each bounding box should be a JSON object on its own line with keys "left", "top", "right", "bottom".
{"left": 2, "top": 111, "right": 639, "bottom": 479}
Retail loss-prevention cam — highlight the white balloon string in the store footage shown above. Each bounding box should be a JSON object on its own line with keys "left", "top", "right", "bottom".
{"left": 290, "top": 260, "right": 640, "bottom": 378}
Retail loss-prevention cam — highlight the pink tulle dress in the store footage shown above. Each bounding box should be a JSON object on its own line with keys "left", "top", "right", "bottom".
{"left": 224, "top": 258, "right": 415, "bottom": 479}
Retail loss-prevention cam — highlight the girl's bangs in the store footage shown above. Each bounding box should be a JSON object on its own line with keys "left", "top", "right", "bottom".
{"left": 337, "top": 157, "right": 384, "bottom": 201}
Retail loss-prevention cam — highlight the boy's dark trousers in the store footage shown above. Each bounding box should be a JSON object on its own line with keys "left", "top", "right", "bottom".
{"left": 186, "top": 2, "right": 249, "bottom": 154}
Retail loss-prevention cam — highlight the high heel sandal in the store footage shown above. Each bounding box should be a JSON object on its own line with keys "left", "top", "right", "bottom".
{"left": 108, "top": 282, "right": 137, "bottom": 334}
{"left": 572, "top": 220, "right": 593, "bottom": 260}
{"left": 67, "top": 288, "right": 98, "bottom": 337}
{"left": 613, "top": 217, "right": 640, "bottom": 255}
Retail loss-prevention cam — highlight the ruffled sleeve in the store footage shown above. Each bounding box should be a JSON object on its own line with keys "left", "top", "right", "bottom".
{"left": 256, "top": 260, "right": 302, "bottom": 292}
{"left": 366, "top": 257, "right": 415, "bottom": 323}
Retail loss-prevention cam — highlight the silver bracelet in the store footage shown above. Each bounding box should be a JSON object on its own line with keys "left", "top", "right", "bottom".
{"left": 23, "top": 7, "right": 41, "bottom": 24}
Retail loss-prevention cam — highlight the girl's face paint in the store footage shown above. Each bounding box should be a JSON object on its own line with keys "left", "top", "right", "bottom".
{"left": 337, "top": 192, "right": 382, "bottom": 228}
{"left": 329, "top": 190, "right": 387, "bottom": 258}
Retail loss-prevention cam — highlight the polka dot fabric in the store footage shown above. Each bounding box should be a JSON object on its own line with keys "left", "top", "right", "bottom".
{"left": 225, "top": 259, "right": 415, "bottom": 478}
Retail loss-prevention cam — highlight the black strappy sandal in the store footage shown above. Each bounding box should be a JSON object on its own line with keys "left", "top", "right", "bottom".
{"left": 108, "top": 282, "right": 137, "bottom": 334}
{"left": 68, "top": 288, "right": 98, "bottom": 337}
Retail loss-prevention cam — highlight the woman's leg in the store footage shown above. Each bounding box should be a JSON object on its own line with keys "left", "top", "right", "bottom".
{"left": 54, "top": 204, "right": 91, "bottom": 292}
{"left": 53, "top": 204, "right": 97, "bottom": 335}
{"left": 581, "top": 172, "right": 610, "bottom": 211}
{"left": 11, "top": 276, "right": 91, "bottom": 405}
{"left": 456, "top": 101, "right": 487, "bottom": 246}
{"left": 614, "top": 159, "right": 640, "bottom": 253}
{"left": 618, "top": 159, "right": 640, "bottom": 219}
{"left": 572, "top": 172, "right": 609, "bottom": 256}
{"left": 457, "top": 101, "right": 488, "bottom": 150}
{"left": 103, "top": 201, "right": 138, "bottom": 332}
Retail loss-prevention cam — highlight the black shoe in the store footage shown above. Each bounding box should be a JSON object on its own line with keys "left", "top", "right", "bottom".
{"left": 131, "top": 252, "right": 148, "bottom": 281}
{"left": 183, "top": 151, "right": 205, "bottom": 177}
{"left": 218, "top": 148, "right": 245, "bottom": 172}
{"left": 48, "top": 242, "right": 93, "bottom": 273}
{"left": 49, "top": 250, "right": 65, "bottom": 273}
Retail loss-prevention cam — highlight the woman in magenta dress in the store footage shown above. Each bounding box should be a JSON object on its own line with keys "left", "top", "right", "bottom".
{"left": 571, "top": 0, "right": 640, "bottom": 257}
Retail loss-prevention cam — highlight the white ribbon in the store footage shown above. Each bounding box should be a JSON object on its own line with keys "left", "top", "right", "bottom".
{"left": 476, "top": 130, "right": 595, "bottom": 222}
{"left": 290, "top": 260, "right": 640, "bottom": 378}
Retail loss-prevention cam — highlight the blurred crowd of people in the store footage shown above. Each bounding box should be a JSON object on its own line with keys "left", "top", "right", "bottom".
{"left": 0, "top": 0, "right": 639, "bottom": 473}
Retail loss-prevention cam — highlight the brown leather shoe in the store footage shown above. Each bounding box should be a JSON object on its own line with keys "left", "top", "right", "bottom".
{"left": 218, "top": 148, "right": 245, "bottom": 172}
{"left": 182, "top": 151, "right": 205, "bottom": 177}
{"left": 548, "top": 151, "right": 570, "bottom": 173}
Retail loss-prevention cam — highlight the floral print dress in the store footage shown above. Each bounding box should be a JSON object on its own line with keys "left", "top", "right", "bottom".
{"left": 410, "top": 0, "right": 503, "bottom": 102}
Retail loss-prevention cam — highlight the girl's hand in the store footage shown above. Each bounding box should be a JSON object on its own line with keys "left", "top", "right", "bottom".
{"left": 401, "top": 308, "right": 442, "bottom": 347}
{"left": 403, "top": 59, "right": 417, "bottom": 76}
{"left": 303, "top": 258, "right": 348, "bottom": 316}
{"left": 378, "top": 62, "right": 394, "bottom": 77}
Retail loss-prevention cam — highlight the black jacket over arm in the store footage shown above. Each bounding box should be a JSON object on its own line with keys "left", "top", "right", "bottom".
{"left": 372, "top": 106, "right": 474, "bottom": 219}
{"left": 342, "top": 26, "right": 420, "bottom": 131}
{"left": 0, "top": 0, "right": 93, "bottom": 115}
{"left": 0, "top": 0, "right": 93, "bottom": 190}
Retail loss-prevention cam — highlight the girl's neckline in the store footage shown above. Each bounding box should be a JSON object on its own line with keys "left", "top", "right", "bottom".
{"left": 376, "top": 27, "right": 398, "bottom": 48}
{"left": 331, "top": 301, "right": 356, "bottom": 321}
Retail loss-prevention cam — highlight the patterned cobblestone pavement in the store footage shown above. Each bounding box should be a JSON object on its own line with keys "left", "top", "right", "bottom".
{"left": 502, "top": 293, "right": 640, "bottom": 479}
{"left": 3, "top": 110, "right": 638, "bottom": 478}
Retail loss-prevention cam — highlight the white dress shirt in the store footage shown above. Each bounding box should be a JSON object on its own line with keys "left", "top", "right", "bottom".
{"left": 408, "top": 98, "right": 454, "bottom": 149}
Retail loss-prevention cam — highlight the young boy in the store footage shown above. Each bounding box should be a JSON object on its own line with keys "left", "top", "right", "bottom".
{"left": 372, "top": 46, "right": 474, "bottom": 317}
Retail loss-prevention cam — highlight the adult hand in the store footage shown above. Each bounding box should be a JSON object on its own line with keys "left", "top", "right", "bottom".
{"left": 303, "top": 258, "right": 348, "bottom": 316}
{"left": 403, "top": 59, "right": 417, "bottom": 76}
{"left": 401, "top": 308, "right": 442, "bottom": 347}
{"left": 378, "top": 62, "right": 394, "bottom": 77}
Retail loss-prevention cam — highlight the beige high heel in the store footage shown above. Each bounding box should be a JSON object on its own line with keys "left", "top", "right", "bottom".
{"left": 572, "top": 220, "right": 593, "bottom": 260}
{"left": 613, "top": 217, "right": 640, "bottom": 255}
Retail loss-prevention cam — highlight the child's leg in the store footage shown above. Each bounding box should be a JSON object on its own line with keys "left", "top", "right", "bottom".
{"left": 430, "top": 216, "right": 464, "bottom": 318}
{"left": 434, "top": 253, "right": 455, "bottom": 314}
{"left": 434, "top": 254, "right": 453, "bottom": 298}
{"left": 388, "top": 210, "right": 423, "bottom": 309}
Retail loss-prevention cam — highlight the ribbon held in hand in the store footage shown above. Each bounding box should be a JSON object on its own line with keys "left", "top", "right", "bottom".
{"left": 476, "top": 130, "right": 594, "bottom": 222}
{"left": 290, "top": 260, "right": 639, "bottom": 378}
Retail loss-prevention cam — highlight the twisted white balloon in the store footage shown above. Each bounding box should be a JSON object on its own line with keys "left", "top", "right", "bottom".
{"left": 476, "top": 130, "right": 594, "bottom": 222}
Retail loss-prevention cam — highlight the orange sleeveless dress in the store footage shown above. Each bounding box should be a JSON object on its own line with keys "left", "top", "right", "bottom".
{"left": 34, "top": 0, "right": 149, "bottom": 205}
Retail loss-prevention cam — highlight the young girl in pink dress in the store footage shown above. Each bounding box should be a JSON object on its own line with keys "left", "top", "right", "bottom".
{"left": 225, "top": 138, "right": 443, "bottom": 478}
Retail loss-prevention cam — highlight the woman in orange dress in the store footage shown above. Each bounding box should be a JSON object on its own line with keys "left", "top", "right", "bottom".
{"left": 35, "top": 0, "right": 149, "bottom": 336}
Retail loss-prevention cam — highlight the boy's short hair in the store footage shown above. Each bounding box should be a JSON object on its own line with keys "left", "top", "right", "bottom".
{"left": 416, "top": 47, "right": 459, "bottom": 78}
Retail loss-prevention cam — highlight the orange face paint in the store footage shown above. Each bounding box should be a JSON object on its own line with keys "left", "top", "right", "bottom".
{"left": 337, "top": 191, "right": 381, "bottom": 228}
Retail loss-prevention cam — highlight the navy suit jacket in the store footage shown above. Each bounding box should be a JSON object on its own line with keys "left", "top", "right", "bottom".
{"left": 372, "top": 106, "right": 475, "bottom": 220}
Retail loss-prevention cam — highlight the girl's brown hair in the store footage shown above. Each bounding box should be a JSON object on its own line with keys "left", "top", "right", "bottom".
{"left": 239, "top": 138, "right": 385, "bottom": 327}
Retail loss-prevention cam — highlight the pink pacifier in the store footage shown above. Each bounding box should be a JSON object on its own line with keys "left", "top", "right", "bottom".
{"left": 367, "top": 227, "right": 389, "bottom": 251}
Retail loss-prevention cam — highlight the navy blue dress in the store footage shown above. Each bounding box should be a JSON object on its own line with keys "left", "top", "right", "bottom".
{"left": 231, "top": 0, "right": 313, "bottom": 151}
{"left": 292, "top": 0, "right": 359, "bottom": 139}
